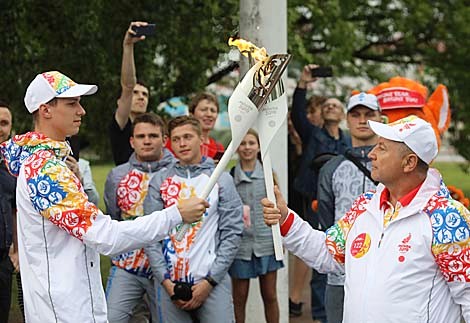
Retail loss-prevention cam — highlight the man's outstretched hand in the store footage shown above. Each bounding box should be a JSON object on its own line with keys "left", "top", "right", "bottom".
{"left": 177, "top": 197, "right": 210, "bottom": 224}
{"left": 261, "top": 185, "right": 289, "bottom": 226}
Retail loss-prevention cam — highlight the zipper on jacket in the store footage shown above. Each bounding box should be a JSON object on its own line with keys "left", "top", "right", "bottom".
{"left": 361, "top": 148, "right": 366, "bottom": 193}
{"left": 84, "top": 246, "right": 97, "bottom": 323}
{"left": 378, "top": 231, "right": 385, "bottom": 248}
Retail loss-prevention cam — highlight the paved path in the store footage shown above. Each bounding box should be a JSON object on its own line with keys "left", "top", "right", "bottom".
{"left": 288, "top": 253, "right": 316, "bottom": 323}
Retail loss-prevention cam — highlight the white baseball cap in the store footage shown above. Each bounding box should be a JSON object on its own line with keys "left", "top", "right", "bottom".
{"left": 24, "top": 71, "right": 98, "bottom": 113}
{"left": 347, "top": 92, "right": 381, "bottom": 112}
{"left": 368, "top": 115, "right": 438, "bottom": 164}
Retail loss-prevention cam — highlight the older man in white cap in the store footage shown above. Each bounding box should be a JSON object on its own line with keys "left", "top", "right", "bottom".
{"left": 0, "top": 71, "right": 209, "bottom": 323}
{"left": 262, "top": 115, "right": 470, "bottom": 322}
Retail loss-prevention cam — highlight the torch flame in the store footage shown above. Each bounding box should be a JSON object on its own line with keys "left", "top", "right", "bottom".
{"left": 229, "top": 37, "right": 268, "bottom": 62}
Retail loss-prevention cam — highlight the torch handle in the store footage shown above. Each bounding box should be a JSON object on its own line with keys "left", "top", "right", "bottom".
{"left": 175, "top": 142, "right": 237, "bottom": 241}
{"left": 262, "top": 153, "right": 284, "bottom": 261}
{"left": 200, "top": 141, "right": 236, "bottom": 199}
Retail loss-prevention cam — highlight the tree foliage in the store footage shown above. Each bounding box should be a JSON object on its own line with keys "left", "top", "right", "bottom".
{"left": 0, "top": 0, "right": 238, "bottom": 159}
{"left": 1, "top": 1, "right": 468, "bottom": 163}
{"left": 287, "top": 0, "right": 470, "bottom": 164}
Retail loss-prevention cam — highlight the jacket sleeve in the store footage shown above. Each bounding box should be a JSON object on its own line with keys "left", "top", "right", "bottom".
{"left": 145, "top": 242, "right": 169, "bottom": 284}
{"left": 25, "top": 153, "right": 182, "bottom": 256}
{"left": 281, "top": 210, "right": 342, "bottom": 274}
{"left": 84, "top": 205, "right": 181, "bottom": 256}
{"left": 143, "top": 173, "right": 171, "bottom": 284}
{"left": 291, "top": 87, "right": 316, "bottom": 142}
{"left": 430, "top": 200, "right": 470, "bottom": 320}
{"left": 317, "top": 157, "right": 341, "bottom": 230}
{"left": 210, "top": 172, "right": 243, "bottom": 283}
{"left": 104, "top": 168, "right": 121, "bottom": 221}
{"left": 281, "top": 192, "right": 373, "bottom": 273}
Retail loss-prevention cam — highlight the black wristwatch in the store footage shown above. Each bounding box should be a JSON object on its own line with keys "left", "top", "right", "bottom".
{"left": 204, "top": 276, "right": 218, "bottom": 287}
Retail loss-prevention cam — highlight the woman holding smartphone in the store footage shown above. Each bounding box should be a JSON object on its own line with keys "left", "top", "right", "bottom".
{"left": 229, "top": 129, "right": 283, "bottom": 323}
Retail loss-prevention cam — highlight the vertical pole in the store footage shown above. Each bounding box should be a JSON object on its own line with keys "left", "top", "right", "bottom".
{"left": 239, "top": 0, "right": 289, "bottom": 322}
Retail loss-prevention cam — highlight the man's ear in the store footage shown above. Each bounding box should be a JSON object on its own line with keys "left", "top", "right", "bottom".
{"left": 402, "top": 153, "right": 419, "bottom": 173}
{"left": 162, "top": 134, "right": 168, "bottom": 146}
{"left": 129, "top": 136, "right": 135, "bottom": 149}
{"left": 38, "top": 104, "right": 52, "bottom": 119}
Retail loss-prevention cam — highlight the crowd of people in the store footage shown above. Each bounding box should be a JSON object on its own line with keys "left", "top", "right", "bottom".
{"left": 0, "top": 20, "right": 468, "bottom": 323}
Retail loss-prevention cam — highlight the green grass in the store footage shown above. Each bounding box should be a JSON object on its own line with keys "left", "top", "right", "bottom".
{"left": 433, "top": 162, "right": 470, "bottom": 197}
{"left": 8, "top": 161, "right": 469, "bottom": 322}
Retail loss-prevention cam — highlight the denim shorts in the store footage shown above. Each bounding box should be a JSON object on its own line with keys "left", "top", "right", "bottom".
{"left": 229, "top": 254, "right": 284, "bottom": 279}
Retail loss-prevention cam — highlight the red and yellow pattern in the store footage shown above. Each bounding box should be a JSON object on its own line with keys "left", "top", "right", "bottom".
{"left": 325, "top": 192, "right": 374, "bottom": 264}
{"left": 117, "top": 169, "right": 149, "bottom": 220}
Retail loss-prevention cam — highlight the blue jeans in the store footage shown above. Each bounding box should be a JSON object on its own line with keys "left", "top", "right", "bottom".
{"left": 310, "top": 269, "right": 327, "bottom": 323}
{"left": 325, "top": 284, "right": 344, "bottom": 323}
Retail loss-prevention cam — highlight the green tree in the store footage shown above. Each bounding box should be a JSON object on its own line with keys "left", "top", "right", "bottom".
{"left": 1, "top": 1, "right": 468, "bottom": 164}
{"left": 287, "top": 0, "right": 470, "bottom": 164}
{"left": 0, "top": 0, "right": 238, "bottom": 160}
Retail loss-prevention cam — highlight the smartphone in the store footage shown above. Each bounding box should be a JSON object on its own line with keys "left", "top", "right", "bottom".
{"left": 131, "top": 24, "right": 156, "bottom": 37}
{"left": 311, "top": 66, "right": 333, "bottom": 78}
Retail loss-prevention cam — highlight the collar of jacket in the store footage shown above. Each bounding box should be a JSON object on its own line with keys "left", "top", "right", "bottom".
{"left": 0, "top": 131, "right": 71, "bottom": 177}
{"left": 234, "top": 159, "right": 264, "bottom": 184}
{"left": 174, "top": 156, "right": 215, "bottom": 177}
{"left": 128, "top": 148, "right": 175, "bottom": 173}
{"left": 366, "top": 168, "right": 447, "bottom": 222}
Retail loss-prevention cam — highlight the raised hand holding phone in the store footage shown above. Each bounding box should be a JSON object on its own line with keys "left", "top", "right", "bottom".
{"left": 131, "top": 24, "right": 156, "bottom": 38}
{"left": 124, "top": 21, "right": 153, "bottom": 45}
{"left": 310, "top": 66, "right": 333, "bottom": 78}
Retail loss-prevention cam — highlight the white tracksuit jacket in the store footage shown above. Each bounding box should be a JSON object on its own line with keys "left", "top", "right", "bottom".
{"left": 281, "top": 169, "right": 470, "bottom": 323}
{"left": 1, "top": 132, "right": 183, "bottom": 323}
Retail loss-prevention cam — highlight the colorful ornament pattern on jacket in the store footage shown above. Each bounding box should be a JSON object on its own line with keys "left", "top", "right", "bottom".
{"left": 325, "top": 191, "right": 375, "bottom": 265}
{"left": 112, "top": 169, "right": 152, "bottom": 277}
{"left": 160, "top": 176, "right": 204, "bottom": 283}
{"left": 425, "top": 182, "right": 470, "bottom": 282}
{"left": 117, "top": 169, "right": 149, "bottom": 220}
{"left": 0, "top": 132, "right": 98, "bottom": 241}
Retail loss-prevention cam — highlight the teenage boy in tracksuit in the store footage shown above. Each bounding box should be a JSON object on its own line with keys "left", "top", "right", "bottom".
{"left": 104, "top": 112, "right": 175, "bottom": 322}
{"left": 145, "top": 115, "right": 243, "bottom": 323}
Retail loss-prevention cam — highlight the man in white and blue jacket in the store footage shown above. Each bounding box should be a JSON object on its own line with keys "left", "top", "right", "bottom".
{"left": 145, "top": 115, "right": 243, "bottom": 323}
{"left": 263, "top": 116, "right": 470, "bottom": 323}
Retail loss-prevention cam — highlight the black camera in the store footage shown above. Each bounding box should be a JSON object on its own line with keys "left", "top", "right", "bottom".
{"left": 171, "top": 281, "right": 193, "bottom": 301}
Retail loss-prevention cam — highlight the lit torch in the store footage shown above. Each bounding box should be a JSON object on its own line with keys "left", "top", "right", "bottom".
{"left": 175, "top": 37, "right": 291, "bottom": 258}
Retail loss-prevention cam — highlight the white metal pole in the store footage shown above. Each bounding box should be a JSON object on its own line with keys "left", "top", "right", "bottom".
{"left": 240, "top": 0, "right": 288, "bottom": 322}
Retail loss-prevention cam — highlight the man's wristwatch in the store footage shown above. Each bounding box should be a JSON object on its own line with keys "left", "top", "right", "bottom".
{"left": 203, "top": 276, "right": 218, "bottom": 287}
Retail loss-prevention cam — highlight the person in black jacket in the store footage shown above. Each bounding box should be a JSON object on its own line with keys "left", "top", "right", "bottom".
{"left": 289, "top": 64, "right": 351, "bottom": 322}
{"left": 0, "top": 101, "right": 17, "bottom": 322}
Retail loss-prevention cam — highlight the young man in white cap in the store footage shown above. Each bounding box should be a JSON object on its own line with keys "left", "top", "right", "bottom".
{"left": 262, "top": 115, "right": 470, "bottom": 322}
{"left": 316, "top": 92, "right": 382, "bottom": 323}
{"left": 0, "top": 71, "right": 209, "bottom": 323}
